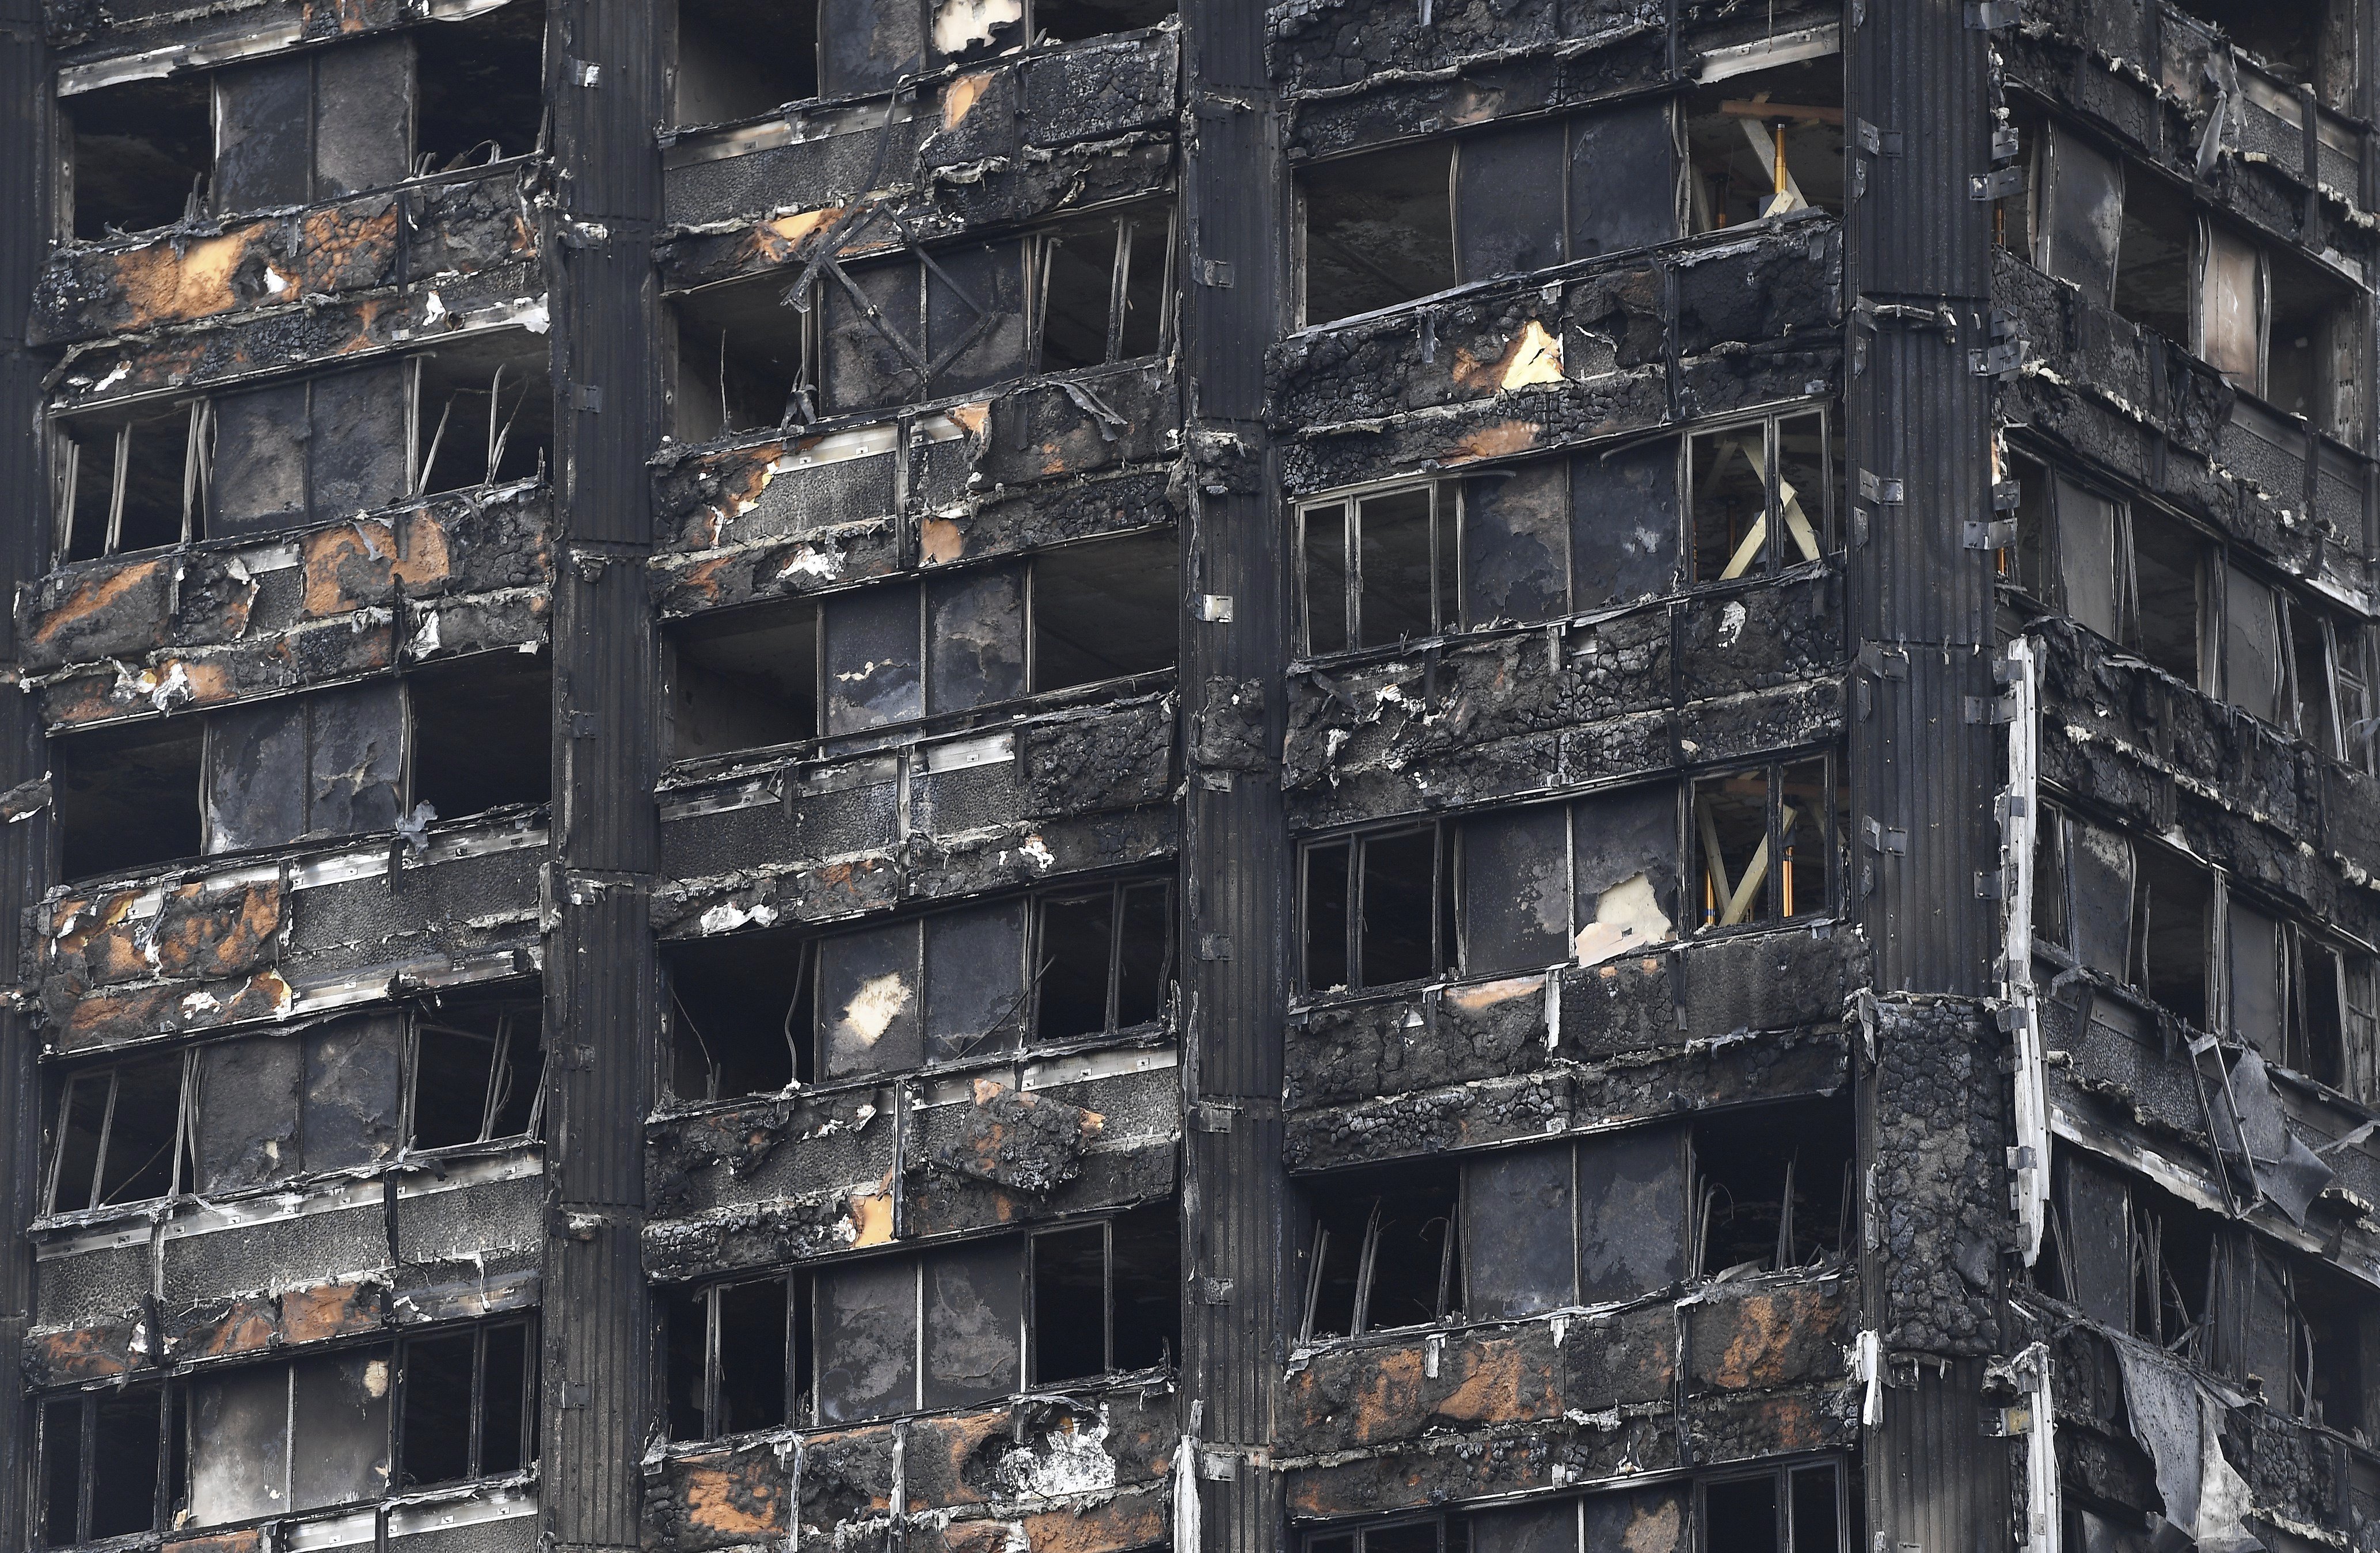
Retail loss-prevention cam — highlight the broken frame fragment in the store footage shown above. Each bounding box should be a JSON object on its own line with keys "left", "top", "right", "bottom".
{"left": 1686, "top": 408, "right": 1834, "bottom": 584}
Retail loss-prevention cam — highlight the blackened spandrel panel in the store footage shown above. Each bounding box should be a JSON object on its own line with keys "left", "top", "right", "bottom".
{"left": 306, "top": 681, "right": 405, "bottom": 838}
{"left": 2039, "top": 126, "right": 2124, "bottom": 309}
{"left": 1572, "top": 782, "right": 1679, "bottom": 949}
{"left": 819, "top": 0, "right": 925, "bottom": 98}
{"left": 923, "top": 901, "right": 1026, "bottom": 1063}
{"left": 207, "top": 696, "right": 310, "bottom": 851}
{"left": 1463, "top": 463, "right": 1569, "bottom": 627}
{"left": 819, "top": 919, "right": 923, "bottom": 1079}
{"left": 823, "top": 585, "right": 923, "bottom": 734}
{"left": 1454, "top": 121, "right": 1567, "bottom": 283}
{"left": 2227, "top": 900, "right": 2283, "bottom": 1059}
{"left": 2054, "top": 1151, "right": 2130, "bottom": 1330}
{"left": 816, "top": 1256, "right": 918, "bottom": 1423}
{"left": 1576, "top": 1122, "right": 1685, "bottom": 1304}
{"left": 302, "top": 1014, "right": 404, "bottom": 1174}
{"left": 1571, "top": 440, "right": 1679, "bottom": 607}
{"left": 1569, "top": 99, "right": 1682, "bottom": 257}
{"left": 925, "top": 569, "right": 1026, "bottom": 714}
{"left": 308, "top": 363, "right": 412, "bottom": 517}
{"left": 288, "top": 1348, "right": 393, "bottom": 1512}
{"left": 1462, "top": 1140, "right": 1576, "bottom": 1317}
{"left": 921, "top": 1239, "right": 1023, "bottom": 1409}
{"left": 1471, "top": 1498, "right": 1578, "bottom": 1553}
{"left": 197, "top": 1035, "right": 303, "bottom": 1193}
{"left": 1459, "top": 804, "right": 1570, "bottom": 976}
{"left": 189, "top": 1366, "right": 290, "bottom": 1526}
{"left": 825, "top": 259, "right": 924, "bottom": 414}
{"left": 2223, "top": 566, "right": 2282, "bottom": 724}
{"left": 2068, "top": 822, "right": 2134, "bottom": 980}
{"left": 926, "top": 240, "right": 1029, "bottom": 395}
{"left": 207, "top": 380, "right": 311, "bottom": 536}
{"left": 910, "top": 759, "right": 1021, "bottom": 839}
{"left": 312, "top": 36, "right": 414, "bottom": 199}
{"left": 212, "top": 55, "right": 313, "bottom": 212}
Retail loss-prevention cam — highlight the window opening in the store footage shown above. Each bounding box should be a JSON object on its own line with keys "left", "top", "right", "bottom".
{"left": 62, "top": 74, "right": 212, "bottom": 239}
{"left": 45, "top": 1053, "right": 191, "bottom": 1215}
{"left": 413, "top": 0, "right": 547, "bottom": 172}
{"left": 1300, "top": 1162, "right": 1461, "bottom": 1342}
{"left": 674, "top": 0, "right": 818, "bottom": 125}
{"left": 410, "top": 991, "right": 546, "bottom": 1149}
{"left": 1689, "top": 1095, "right": 1854, "bottom": 1278}
{"left": 2130, "top": 844, "right": 2211, "bottom": 1027}
{"left": 1029, "top": 1202, "right": 1178, "bottom": 1383}
{"left": 55, "top": 401, "right": 197, "bottom": 562}
{"left": 1687, "top": 411, "right": 1830, "bottom": 583}
{"left": 1033, "top": 879, "right": 1173, "bottom": 1041}
{"left": 405, "top": 650, "right": 554, "bottom": 824}
{"left": 52, "top": 717, "right": 205, "bottom": 882}
{"left": 39, "top": 1384, "right": 181, "bottom": 1545}
{"left": 2111, "top": 169, "right": 2191, "bottom": 345}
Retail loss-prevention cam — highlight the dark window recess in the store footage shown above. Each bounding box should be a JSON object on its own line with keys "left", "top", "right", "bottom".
{"left": 1683, "top": 64, "right": 1845, "bottom": 233}
{"left": 2109, "top": 168, "right": 2193, "bottom": 347}
{"left": 667, "top": 928, "right": 815, "bottom": 1102}
{"left": 1029, "top": 530, "right": 1178, "bottom": 691}
{"left": 413, "top": 0, "right": 547, "bottom": 171}
{"left": 211, "top": 37, "right": 415, "bottom": 214}
{"left": 674, "top": 275, "right": 813, "bottom": 440}
{"left": 1690, "top": 1095, "right": 1855, "bottom": 1278}
{"left": 675, "top": 0, "right": 818, "bottom": 124}
{"left": 62, "top": 74, "right": 212, "bottom": 239}
{"left": 1301, "top": 1162, "right": 1461, "bottom": 1342}
{"left": 2045, "top": 1153, "right": 2221, "bottom": 1368}
{"left": 414, "top": 344, "right": 555, "bottom": 497}
{"left": 48, "top": 1322, "right": 536, "bottom": 1536}
{"left": 1693, "top": 759, "right": 1842, "bottom": 931}
{"left": 1688, "top": 410, "right": 1834, "bottom": 583}
{"left": 2129, "top": 508, "right": 2204, "bottom": 686}
{"left": 1299, "top": 485, "right": 1454, "bottom": 652}
{"left": 206, "top": 681, "right": 406, "bottom": 854}
{"left": 405, "top": 650, "right": 554, "bottom": 823}
{"left": 2130, "top": 844, "right": 2211, "bottom": 1029}
{"left": 1304, "top": 98, "right": 1683, "bottom": 325}
{"left": 667, "top": 600, "right": 821, "bottom": 761}
{"left": 52, "top": 717, "right": 205, "bottom": 882}
{"left": 45, "top": 1053, "right": 191, "bottom": 1215}
{"left": 671, "top": 1215, "right": 1174, "bottom": 1437}
{"left": 1701, "top": 1463, "right": 1845, "bottom": 1553}
{"left": 2284, "top": 1257, "right": 2367, "bottom": 1433}
{"left": 2032, "top": 124, "right": 2124, "bottom": 308}
{"left": 410, "top": 991, "right": 546, "bottom": 1149}
{"left": 56, "top": 401, "right": 195, "bottom": 561}
{"left": 1033, "top": 880, "right": 1173, "bottom": 1041}
{"left": 40, "top": 1384, "right": 181, "bottom": 1546}
{"left": 1031, "top": 210, "right": 1174, "bottom": 372}
{"left": 2229, "top": 898, "right": 2369, "bottom": 1095}
{"left": 1301, "top": 825, "right": 1451, "bottom": 992}
{"left": 1029, "top": 1202, "right": 1180, "bottom": 1383}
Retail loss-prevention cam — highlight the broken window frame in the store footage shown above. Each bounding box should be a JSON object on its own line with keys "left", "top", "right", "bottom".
{"left": 405, "top": 994, "right": 549, "bottom": 1152}
{"left": 1685, "top": 405, "right": 1836, "bottom": 587}
{"left": 40, "top": 994, "right": 546, "bottom": 1224}
{"left": 666, "top": 1272, "right": 804, "bottom": 1441}
{"left": 1298, "top": 821, "right": 1455, "bottom": 994}
{"left": 1689, "top": 757, "right": 1843, "bottom": 934}
{"left": 1297, "top": 1173, "right": 1462, "bottom": 1345}
{"left": 1686, "top": 1098, "right": 1856, "bottom": 1281}
{"left": 37, "top": 1381, "right": 181, "bottom": 1547}
{"left": 1294, "top": 480, "right": 1457, "bottom": 655}
{"left": 42, "top": 1049, "right": 197, "bottom": 1217}
{"left": 1029, "top": 878, "right": 1176, "bottom": 1045}
{"left": 1298, "top": 1461, "right": 1849, "bottom": 1553}
{"left": 52, "top": 401, "right": 204, "bottom": 562}
{"left": 1698, "top": 1461, "right": 1848, "bottom": 1553}
{"left": 40, "top": 1318, "right": 537, "bottom": 1539}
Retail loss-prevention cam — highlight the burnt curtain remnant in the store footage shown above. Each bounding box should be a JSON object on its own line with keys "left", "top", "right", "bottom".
{"left": 5, "top": 0, "right": 2380, "bottom": 1552}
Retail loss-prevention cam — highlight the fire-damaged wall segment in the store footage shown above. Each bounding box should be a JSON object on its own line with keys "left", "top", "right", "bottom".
{"left": 9, "top": 0, "right": 2380, "bottom": 1551}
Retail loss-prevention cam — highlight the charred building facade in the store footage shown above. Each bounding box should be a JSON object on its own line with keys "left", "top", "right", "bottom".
{"left": 2, "top": 0, "right": 2380, "bottom": 1550}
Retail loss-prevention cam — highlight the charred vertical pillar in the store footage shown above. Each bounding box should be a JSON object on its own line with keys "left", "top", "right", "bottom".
{"left": 1845, "top": 0, "right": 2013, "bottom": 1545}
{"left": 1179, "top": 1, "right": 1287, "bottom": 1551}
{"left": 543, "top": 1, "right": 663, "bottom": 1547}
{"left": 0, "top": 7, "right": 47, "bottom": 1552}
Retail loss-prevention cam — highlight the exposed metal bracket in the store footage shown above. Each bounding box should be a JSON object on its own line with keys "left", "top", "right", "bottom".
{"left": 1970, "top": 165, "right": 2027, "bottom": 200}
{"left": 1991, "top": 125, "right": 2021, "bottom": 165}
{"left": 571, "top": 385, "right": 603, "bottom": 412}
{"left": 1857, "top": 469, "right": 1904, "bottom": 505}
{"left": 567, "top": 58, "right": 600, "bottom": 86}
{"left": 1970, "top": 341, "right": 2025, "bottom": 377}
{"left": 1975, "top": 870, "right": 2005, "bottom": 900}
{"left": 1856, "top": 643, "right": 1910, "bottom": 680}
{"left": 1856, "top": 119, "right": 1904, "bottom": 157}
{"left": 1964, "top": 519, "right": 2017, "bottom": 550}
{"left": 1193, "top": 594, "right": 1235, "bottom": 622}
{"left": 1199, "top": 260, "right": 1235, "bottom": 288}
{"left": 1197, "top": 933, "right": 1234, "bottom": 961}
{"left": 1862, "top": 819, "right": 1908, "bottom": 855}
{"left": 1964, "top": 693, "right": 2017, "bottom": 724}
{"left": 1192, "top": 1102, "right": 1237, "bottom": 1133}
{"left": 1992, "top": 479, "right": 2022, "bottom": 511}
{"left": 1196, "top": 1277, "right": 1234, "bottom": 1305}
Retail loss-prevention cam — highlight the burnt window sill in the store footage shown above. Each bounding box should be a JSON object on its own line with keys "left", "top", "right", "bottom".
{"left": 31, "top": 1141, "right": 545, "bottom": 1240}
{"left": 653, "top": 1361, "right": 1178, "bottom": 1455}
{"left": 54, "top": 153, "right": 542, "bottom": 256}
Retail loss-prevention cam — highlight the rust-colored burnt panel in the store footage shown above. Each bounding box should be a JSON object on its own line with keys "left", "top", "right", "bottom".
{"left": 1014, "top": 1490, "right": 1168, "bottom": 1553}
{"left": 41, "top": 625, "right": 398, "bottom": 729}
{"left": 29, "top": 1321, "right": 138, "bottom": 1383}
{"left": 671, "top": 1444, "right": 794, "bottom": 1545}
{"left": 150, "top": 881, "right": 286, "bottom": 981}
{"left": 170, "top": 1297, "right": 282, "bottom": 1360}
{"left": 902, "top": 1404, "right": 1014, "bottom": 1510}
{"left": 165, "top": 1527, "right": 266, "bottom": 1553}
{"left": 1280, "top": 1329, "right": 1560, "bottom": 1452}
{"left": 301, "top": 516, "right": 455, "bottom": 616}
{"left": 1686, "top": 1280, "right": 1853, "bottom": 1392}
{"left": 928, "top": 1079, "right": 1105, "bottom": 1194}
{"left": 20, "top": 558, "right": 173, "bottom": 671}
{"left": 57, "top": 969, "right": 295, "bottom": 1051}
{"left": 1686, "top": 1388, "right": 1851, "bottom": 1464}
{"left": 298, "top": 196, "right": 404, "bottom": 294}
{"left": 280, "top": 1280, "right": 385, "bottom": 1343}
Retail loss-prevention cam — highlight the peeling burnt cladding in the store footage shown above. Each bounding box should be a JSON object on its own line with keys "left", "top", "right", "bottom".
{"left": 14, "top": 0, "right": 2380, "bottom": 1547}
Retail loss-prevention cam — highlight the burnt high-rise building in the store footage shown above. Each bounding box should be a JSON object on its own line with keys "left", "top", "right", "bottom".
{"left": 2, "top": 0, "right": 2379, "bottom": 1550}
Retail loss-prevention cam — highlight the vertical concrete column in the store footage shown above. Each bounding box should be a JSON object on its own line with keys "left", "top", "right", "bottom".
{"left": 542, "top": 1, "right": 664, "bottom": 1546}
{"left": 1844, "top": 0, "right": 2017, "bottom": 1544}
{"left": 0, "top": 8, "right": 50, "bottom": 1551}
{"left": 1178, "top": 1, "right": 1290, "bottom": 1551}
